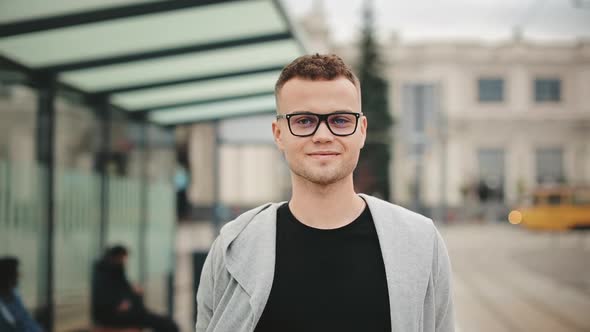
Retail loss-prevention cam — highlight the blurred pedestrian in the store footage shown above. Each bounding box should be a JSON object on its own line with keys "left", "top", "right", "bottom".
{"left": 0, "top": 256, "right": 43, "bottom": 332}
{"left": 195, "top": 54, "right": 455, "bottom": 332}
{"left": 91, "top": 245, "right": 177, "bottom": 332}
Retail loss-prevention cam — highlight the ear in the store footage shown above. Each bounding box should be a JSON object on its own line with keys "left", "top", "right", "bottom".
{"left": 272, "top": 120, "right": 284, "bottom": 151}
{"left": 359, "top": 115, "right": 367, "bottom": 149}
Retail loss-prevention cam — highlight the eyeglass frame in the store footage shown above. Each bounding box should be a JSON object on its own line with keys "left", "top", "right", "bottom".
{"left": 276, "top": 111, "right": 364, "bottom": 137}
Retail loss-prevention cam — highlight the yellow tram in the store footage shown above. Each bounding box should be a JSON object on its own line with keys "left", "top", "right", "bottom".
{"left": 508, "top": 185, "right": 590, "bottom": 230}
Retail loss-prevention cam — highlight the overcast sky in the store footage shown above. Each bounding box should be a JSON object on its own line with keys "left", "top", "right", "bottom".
{"left": 281, "top": 0, "right": 590, "bottom": 43}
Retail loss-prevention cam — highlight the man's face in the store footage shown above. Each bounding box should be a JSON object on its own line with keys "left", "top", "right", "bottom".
{"left": 273, "top": 77, "right": 367, "bottom": 186}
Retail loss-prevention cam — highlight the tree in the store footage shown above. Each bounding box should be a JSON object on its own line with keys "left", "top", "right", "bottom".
{"left": 354, "top": 0, "right": 393, "bottom": 200}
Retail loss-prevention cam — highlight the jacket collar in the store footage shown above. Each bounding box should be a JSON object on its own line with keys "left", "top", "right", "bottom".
{"left": 219, "top": 202, "right": 280, "bottom": 322}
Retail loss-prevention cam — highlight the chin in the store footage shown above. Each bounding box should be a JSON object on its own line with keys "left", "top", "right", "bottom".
{"left": 289, "top": 158, "right": 355, "bottom": 185}
{"left": 304, "top": 169, "right": 351, "bottom": 186}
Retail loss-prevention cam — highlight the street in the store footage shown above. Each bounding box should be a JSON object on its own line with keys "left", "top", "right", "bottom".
{"left": 442, "top": 223, "right": 590, "bottom": 332}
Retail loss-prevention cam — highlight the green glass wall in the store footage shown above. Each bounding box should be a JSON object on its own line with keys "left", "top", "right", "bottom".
{"left": 0, "top": 81, "right": 47, "bottom": 313}
{"left": 0, "top": 160, "right": 47, "bottom": 308}
{"left": 144, "top": 124, "right": 176, "bottom": 312}
{"left": 0, "top": 77, "right": 177, "bottom": 332}
{"left": 106, "top": 176, "right": 142, "bottom": 280}
{"left": 52, "top": 97, "right": 102, "bottom": 331}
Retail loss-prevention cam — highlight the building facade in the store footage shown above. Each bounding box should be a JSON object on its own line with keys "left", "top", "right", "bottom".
{"left": 306, "top": 11, "right": 590, "bottom": 221}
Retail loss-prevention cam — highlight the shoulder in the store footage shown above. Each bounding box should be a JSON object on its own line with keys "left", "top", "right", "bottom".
{"left": 219, "top": 202, "right": 281, "bottom": 239}
{"left": 361, "top": 194, "right": 436, "bottom": 233}
{"left": 207, "top": 202, "right": 282, "bottom": 257}
{"left": 361, "top": 194, "right": 441, "bottom": 258}
{"left": 361, "top": 194, "right": 451, "bottom": 274}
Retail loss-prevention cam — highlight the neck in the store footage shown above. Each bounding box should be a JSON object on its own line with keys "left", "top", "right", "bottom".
{"left": 289, "top": 173, "right": 365, "bottom": 229}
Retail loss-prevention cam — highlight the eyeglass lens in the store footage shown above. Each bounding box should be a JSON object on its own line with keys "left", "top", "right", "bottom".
{"left": 289, "top": 113, "right": 358, "bottom": 136}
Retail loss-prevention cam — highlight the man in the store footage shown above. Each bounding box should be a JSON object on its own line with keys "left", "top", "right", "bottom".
{"left": 91, "top": 245, "right": 178, "bottom": 332}
{"left": 196, "top": 54, "right": 455, "bottom": 332}
{"left": 0, "top": 257, "right": 43, "bottom": 332}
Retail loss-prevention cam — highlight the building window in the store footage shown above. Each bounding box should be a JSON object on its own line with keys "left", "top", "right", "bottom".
{"left": 478, "top": 78, "right": 504, "bottom": 102}
{"left": 401, "top": 83, "right": 438, "bottom": 144}
{"left": 535, "top": 148, "right": 565, "bottom": 184}
{"left": 534, "top": 78, "right": 561, "bottom": 102}
{"left": 477, "top": 148, "right": 505, "bottom": 202}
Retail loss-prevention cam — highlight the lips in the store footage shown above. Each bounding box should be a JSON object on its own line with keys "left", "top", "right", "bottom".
{"left": 307, "top": 151, "right": 340, "bottom": 156}
{"left": 307, "top": 151, "right": 340, "bottom": 159}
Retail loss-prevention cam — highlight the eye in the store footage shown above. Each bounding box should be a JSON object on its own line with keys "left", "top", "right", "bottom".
{"left": 329, "top": 115, "right": 353, "bottom": 127}
{"left": 291, "top": 115, "right": 317, "bottom": 127}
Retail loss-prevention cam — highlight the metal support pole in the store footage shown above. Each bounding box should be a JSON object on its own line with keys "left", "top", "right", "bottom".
{"left": 213, "top": 120, "right": 221, "bottom": 234}
{"left": 413, "top": 85, "right": 425, "bottom": 215}
{"left": 36, "top": 76, "right": 56, "bottom": 332}
{"left": 434, "top": 84, "right": 448, "bottom": 223}
{"left": 414, "top": 144, "right": 423, "bottom": 215}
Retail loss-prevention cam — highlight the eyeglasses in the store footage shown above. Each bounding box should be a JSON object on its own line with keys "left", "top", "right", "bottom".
{"left": 276, "top": 111, "right": 363, "bottom": 137}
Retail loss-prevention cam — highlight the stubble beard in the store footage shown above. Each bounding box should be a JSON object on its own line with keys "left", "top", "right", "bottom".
{"left": 288, "top": 155, "right": 359, "bottom": 186}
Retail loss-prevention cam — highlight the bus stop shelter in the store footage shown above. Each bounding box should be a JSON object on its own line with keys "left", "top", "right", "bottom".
{"left": 0, "top": 1, "right": 305, "bottom": 330}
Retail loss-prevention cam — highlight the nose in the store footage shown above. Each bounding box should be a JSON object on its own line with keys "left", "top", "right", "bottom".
{"left": 311, "top": 120, "right": 334, "bottom": 143}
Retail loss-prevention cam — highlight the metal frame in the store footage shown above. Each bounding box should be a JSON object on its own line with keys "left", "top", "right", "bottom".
{"left": 35, "top": 75, "right": 56, "bottom": 332}
{"left": 1, "top": 0, "right": 302, "bottom": 125}
{"left": 131, "top": 91, "right": 275, "bottom": 114}
{"left": 158, "top": 107, "right": 277, "bottom": 127}
{"left": 0, "top": 0, "right": 240, "bottom": 37}
{"left": 38, "top": 32, "right": 291, "bottom": 73}
{"left": 271, "top": 0, "right": 308, "bottom": 53}
{"left": 94, "top": 65, "right": 284, "bottom": 95}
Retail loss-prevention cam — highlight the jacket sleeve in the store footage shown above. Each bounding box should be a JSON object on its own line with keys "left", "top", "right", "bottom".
{"left": 195, "top": 238, "right": 220, "bottom": 332}
{"left": 434, "top": 228, "right": 455, "bottom": 332}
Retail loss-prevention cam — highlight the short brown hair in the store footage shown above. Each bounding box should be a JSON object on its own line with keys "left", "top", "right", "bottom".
{"left": 275, "top": 54, "right": 360, "bottom": 95}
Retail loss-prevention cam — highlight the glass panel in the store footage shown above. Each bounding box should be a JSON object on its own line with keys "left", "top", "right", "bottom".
{"left": 0, "top": 1, "right": 286, "bottom": 67}
{"left": 107, "top": 176, "right": 142, "bottom": 280}
{"left": 477, "top": 148, "right": 505, "bottom": 202}
{"left": 105, "top": 113, "right": 144, "bottom": 281}
{"left": 53, "top": 95, "right": 102, "bottom": 330}
{"left": 143, "top": 124, "right": 175, "bottom": 311}
{"left": 145, "top": 125, "right": 175, "bottom": 182}
{"left": 478, "top": 78, "right": 504, "bottom": 102}
{"left": 59, "top": 40, "right": 300, "bottom": 92}
{"left": 144, "top": 182, "right": 175, "bottom": 311}
{"left": 220, "top": 113, "right": 276, "bottom": 144}
{"left": 401, "top": 84, "right": 438, "bottom": 143}
{"left": 111, "top": 70, "right": 280, "bottom": 110}
{"left": 0, "top": 0, "right": 155, "bottom": 24}
{"left": 0, "top": 79, "right": 45, "bottom": 313}
{"left": 149, "top": 94, "right": 276, "bottom": 124}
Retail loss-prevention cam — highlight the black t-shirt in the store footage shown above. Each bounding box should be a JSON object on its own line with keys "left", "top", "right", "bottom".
{"left": 254, "top": 202, "right": 391, "bottom": 332}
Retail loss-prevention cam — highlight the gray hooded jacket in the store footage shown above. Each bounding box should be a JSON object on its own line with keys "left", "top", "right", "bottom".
{"left": 195, "top": 194, "right": 455, "bottom": 332}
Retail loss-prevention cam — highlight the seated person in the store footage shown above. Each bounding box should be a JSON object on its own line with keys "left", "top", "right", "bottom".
{"left": 0, "top": 256, "right": 43, "bottom": 332}
{"left": 91, "top": 246, "right": 177, "bottom": 332}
